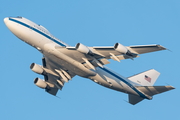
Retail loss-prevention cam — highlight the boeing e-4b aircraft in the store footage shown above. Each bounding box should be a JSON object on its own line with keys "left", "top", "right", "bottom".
{"left": 4, "top": 16, "right": 174, "bottom": 105}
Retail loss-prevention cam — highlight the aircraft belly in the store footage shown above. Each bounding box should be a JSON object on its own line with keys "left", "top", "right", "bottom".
{"left": 89, "top": 68, "right": 123, "bottom": 90}
{"left": 59, "top": 50, "right": 94, "bottom": 64}
{"left": 28, "top": 29, "right": 50, "bottom": 48}
{"left": 43, "top": 50, "right": 139, "bottom": 96}
{"left": 89, "top": 67, "right": 139, "bottom": 95}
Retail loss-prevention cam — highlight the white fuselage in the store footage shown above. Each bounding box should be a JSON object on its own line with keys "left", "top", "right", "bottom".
{"left": 4, "top": 17, "right": 150, "bottom": 99}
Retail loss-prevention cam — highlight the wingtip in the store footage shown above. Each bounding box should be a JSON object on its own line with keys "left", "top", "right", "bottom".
{"left": 165, "top": 85, "right": 175, "bottom": 90}
{"left": 170, "top": 86, "right": 175, "bottom": 89}
{"left": 157, "top": 44, "right": 167, "bottom": 50}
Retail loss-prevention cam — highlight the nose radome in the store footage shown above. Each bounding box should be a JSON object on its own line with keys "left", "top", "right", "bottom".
{"left": 4, "top": 17, "right": 9, "bottom": 24}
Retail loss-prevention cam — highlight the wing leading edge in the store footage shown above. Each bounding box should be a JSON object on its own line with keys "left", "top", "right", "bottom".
{"left": 92, "top": 44, "right": 166, "bottom": 56}
{"left": 61, "top": 44, "right": 166, "bottom": 65}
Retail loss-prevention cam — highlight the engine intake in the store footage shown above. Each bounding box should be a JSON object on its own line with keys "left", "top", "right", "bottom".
{"left": 34, "top": 78, "right": 47, "bottom": 89}
{"left": 114, "top": 43, "right": 128, "bottom": 54}
{"left": 75, "top": 43, "right": 92, "bottom": 54}
{"left": 114, "top": 43, "right": 137, "bottom": 57}
{"left": 30, "top": 63, "right": 45, "bottom": 75}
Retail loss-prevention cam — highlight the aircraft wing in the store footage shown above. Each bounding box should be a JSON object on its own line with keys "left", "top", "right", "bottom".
{"left": 57, "top": 44, "right": 166, "bottom": 66}
{"left": 41, "top": 56, "right": 76, "bottom": 96}
{"left": 92, "top": 44, "right": 166, "bottom": 58}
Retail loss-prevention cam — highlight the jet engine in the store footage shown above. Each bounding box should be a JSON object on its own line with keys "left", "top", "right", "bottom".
{"left": 30, "top": 63, "right": 45, "bottom": 75}
{"left": 114, "top": 43, "right": 128, "bottom": 54}
{"left": 75, "top": 43, "right": 92, "bottom": 54}
{"left": 34, "top": 78, "right": 47, "bottom": 89}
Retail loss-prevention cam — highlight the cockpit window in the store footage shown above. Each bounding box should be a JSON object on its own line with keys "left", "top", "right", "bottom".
{"left": 16, "top": 16, "right": 22, "bottom": 18}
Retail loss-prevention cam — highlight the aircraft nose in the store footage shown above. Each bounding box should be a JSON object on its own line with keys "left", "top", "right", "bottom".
{"left": 4, "top": 17, "right": 9, "bottom": 24}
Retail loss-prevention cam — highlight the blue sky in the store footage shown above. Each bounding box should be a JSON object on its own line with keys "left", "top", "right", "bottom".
{"left": 1, "top": 0, "right": 179, "bottom": 120}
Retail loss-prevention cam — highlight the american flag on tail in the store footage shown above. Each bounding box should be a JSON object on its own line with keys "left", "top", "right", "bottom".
{"left": 145, "top": 75, "right": 151, "bottom": 83}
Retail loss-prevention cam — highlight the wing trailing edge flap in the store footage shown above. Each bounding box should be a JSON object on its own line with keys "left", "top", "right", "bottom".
{"left": 128, "top": 94, "right": 144, "bottom": 105}
{"left": 45, "top": 78, "right": 65, "bottom": 96}
{"left": 45, "top": 76, "right": 63, "bottom": 96}
{"left": 46, "top": 87, "right": 59, "bottom": 96}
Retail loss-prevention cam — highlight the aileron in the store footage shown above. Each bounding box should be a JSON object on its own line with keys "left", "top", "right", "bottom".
{"left": 128, "top": 44, "right": 166, "bottom": 54}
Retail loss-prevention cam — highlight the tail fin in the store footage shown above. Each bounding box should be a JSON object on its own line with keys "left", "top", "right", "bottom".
{"left": 128, "top": 69, "right": 160, "bottom": 86}
{"left": 128, "top": 69, "right": 175, "bottom": 105}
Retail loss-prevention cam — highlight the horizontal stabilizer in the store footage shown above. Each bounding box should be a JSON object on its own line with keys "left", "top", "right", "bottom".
{"left": 128, "top": 94, "right": 144, "bottom": 105}
{"left": 136, "top": 86, "right": 175, "bottom": 96}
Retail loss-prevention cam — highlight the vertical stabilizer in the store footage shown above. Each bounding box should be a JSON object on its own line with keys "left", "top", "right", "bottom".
{"left": 128, "top": 69, "right": 160, "bottom": 86}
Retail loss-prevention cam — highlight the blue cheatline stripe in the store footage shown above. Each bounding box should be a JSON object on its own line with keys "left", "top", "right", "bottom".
{"left": 98, "top": 67, "right": 149, "bottom": 99}
{"left": 9, "top": 18, "right": 66, "bottom": 47}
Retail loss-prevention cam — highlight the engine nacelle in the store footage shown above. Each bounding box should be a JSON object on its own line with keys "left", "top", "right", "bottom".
{"left": 30, "top": 63, "right": 45, "bottom": 75}
{"left": 34, "top": 78, "right": 47, "bottom": 89}
{"left": 75, "top": 43, "right": 91, "bottom": 54}
{"left": 114, "top": 43, "right": 128, "bottom": 54}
